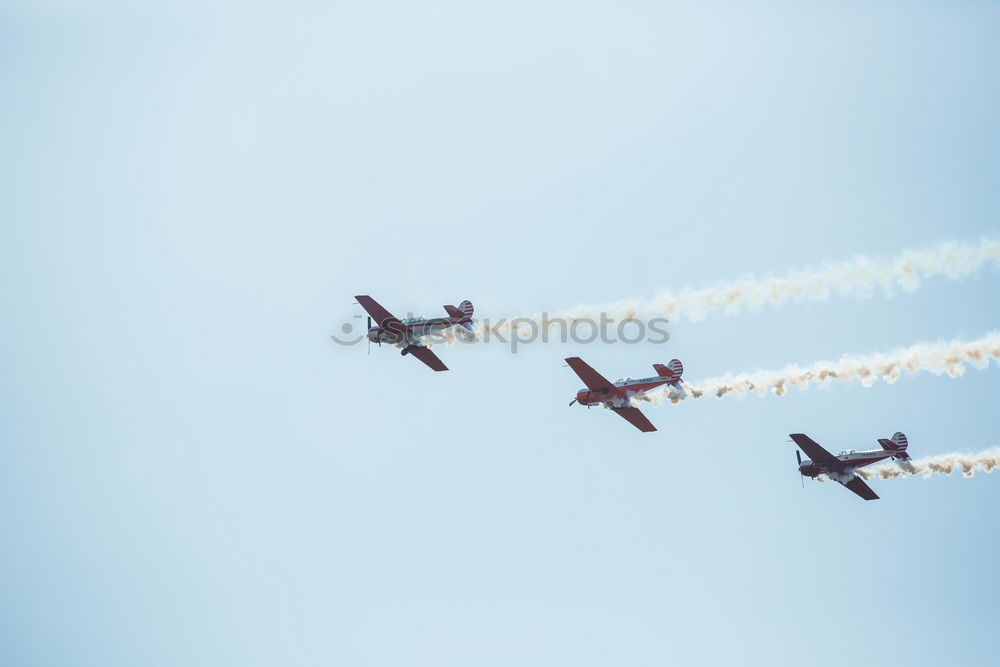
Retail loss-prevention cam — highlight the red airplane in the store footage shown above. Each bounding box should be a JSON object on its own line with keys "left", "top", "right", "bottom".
{"left": 565, "top": 357, "right": 684, "bottom": 432}
{"left": 791, "top": 432, "right": 911, "bottom": 501}
{"left": 354, "top": 295, "right": 474, "bottom": 372}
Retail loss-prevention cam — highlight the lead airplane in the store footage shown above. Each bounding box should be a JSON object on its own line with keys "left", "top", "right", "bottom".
{"left": 354, "top": 295, "right": 474, "bottom": 372}
{"left": 565, "top": 357, "right": 684, "bottom": 432}
{"left": 791, "top": 432, "right": 911, "bottom": 501}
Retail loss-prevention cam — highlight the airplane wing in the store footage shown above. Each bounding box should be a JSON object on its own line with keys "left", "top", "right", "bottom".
{"left": 611, "top": 406, "right": 657, "bottom": 433}
{"left": 789, "top": 433, "right": 840, "bottom": 466}
{"left": 565, "top": 357, "right": 616, "bottom": 392}
{"left": 840, "top": 475, "right": 880, "bottom": 501}
{"left": 355, "top": 295, "right": 404, "bottom": 334}
{"left": 406, "top": 345, "right": 448, "bottom": 372}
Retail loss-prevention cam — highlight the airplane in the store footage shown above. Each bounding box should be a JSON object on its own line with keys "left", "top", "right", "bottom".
{"left": 354, "top": 295, "right": 474, "bottom": 372}
{"left": 791, "top": 432, "right": 911, "bottom": 501}
{"left": 565, "top": 357, "right": 684, "bottom": 432}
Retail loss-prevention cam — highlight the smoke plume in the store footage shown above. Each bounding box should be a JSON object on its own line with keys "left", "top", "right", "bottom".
{"left": 509, "top": 238, "right": 1000, "bottom": 328}
{"left": 856, "top": 449, "right": 1000, "bottom": 480}
{"left": 637, "top": 331, "right": 1000, "bottom": 405}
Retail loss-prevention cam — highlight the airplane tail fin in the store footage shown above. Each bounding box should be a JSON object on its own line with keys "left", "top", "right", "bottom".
{"left": 653, "top": 359, "right": 684, "bottom": 385}
{"left": 444, "top": 300, "right": 474, "bottom": 320}
{"left": 878, "top": 431, "right": 910, "bottom": 460}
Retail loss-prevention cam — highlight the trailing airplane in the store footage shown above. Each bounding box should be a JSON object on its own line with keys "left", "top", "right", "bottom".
{"left": 354, "top": 295, "right": 474, "bottom": 372}
{"left": 565, "top": 357, "right": 684, "bottom": 432}
{"left": 791, "top": 432, "right": 911, "bottom": 501}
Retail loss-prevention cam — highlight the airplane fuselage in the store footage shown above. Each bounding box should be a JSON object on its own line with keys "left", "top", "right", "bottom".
{"left": 368, "top": 317, "right": 464, "bottom": 346}
{"left": 798, "top": 447, "right": 895, "bottom": 478}
{"left": 575, "top": 375, "right": 679, "bottom": 408}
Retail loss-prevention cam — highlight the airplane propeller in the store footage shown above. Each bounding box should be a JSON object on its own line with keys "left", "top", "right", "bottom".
{"left": 796, "top": 450, "right": 804, "bottom": 488}
{"left": 354, "top": 300, "right": 383, "bottom": 355}
{"left": 364, "top": 315, "right": 383, "bottom": 354}
{"left": 568, "top": 399, "right": 577, "bottom": 406}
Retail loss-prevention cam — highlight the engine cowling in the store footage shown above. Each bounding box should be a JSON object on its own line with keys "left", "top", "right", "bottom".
{"left": 798, "top": 462, "right": 822, "bottom": 478}
{"left": 576, "top": 389, "right": 611, "bottom": 406}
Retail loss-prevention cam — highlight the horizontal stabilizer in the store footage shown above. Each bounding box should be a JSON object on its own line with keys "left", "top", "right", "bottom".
{"left": 444, "top": 299, "right": 474, "bottom": 320}
{"left": 652, "top": 359, "right": 684, "bottom": 384}
{"left": 878, "top": 432, "right": 911, "bottom": 460}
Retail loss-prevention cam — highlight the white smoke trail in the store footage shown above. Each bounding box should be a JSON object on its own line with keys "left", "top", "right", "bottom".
{"left": 506, "top": 238, "right": 1000, "bottom": 329}
{"left": 636, "top": 331, "right": 1000, "bottom": 405}
{"left": 856, "top": 449, "right": 1000, "bottom": 480}
{"left": 428, "top": 237, "right": 998, "bottom": 345}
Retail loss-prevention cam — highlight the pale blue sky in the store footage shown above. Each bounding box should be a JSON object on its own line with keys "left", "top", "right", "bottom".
{"left": 2, "top": 2, "right": 1000, "bottom": 666}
